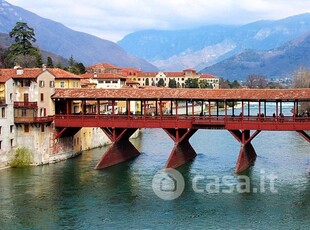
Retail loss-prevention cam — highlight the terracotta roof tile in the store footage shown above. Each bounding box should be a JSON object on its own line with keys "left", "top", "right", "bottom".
{"left": 86, "top": 63, "right": 116, "bottom": 69}
{"left": 80, "top": 73, "right": 127, "bottom": 80}
{"left": 0, "top": 69, "right": 14, "bottom": 82}
{"left": 200, "top": 74, "right": 217, "bottom": 79}
{"left": 0, "top": 68, "right": 43, "bottom": 79}
{"left": 52, "top": 88, "right": 310, "bottom": 101}
{"left": 47, "top": 68, "right": 81, "bottom": 79}
{"left": 164, "top": 72, "right": 185, "bottom": 77}
{"left": 140, "top": 72, "right": 157, "bottom": 77}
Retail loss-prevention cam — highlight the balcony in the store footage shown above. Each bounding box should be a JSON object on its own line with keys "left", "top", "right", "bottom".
{"left": 14, "top": 102, "right": 38, "bottom": 108}
{"left": 14, "top": 116, "right": 54, "bottom": 124}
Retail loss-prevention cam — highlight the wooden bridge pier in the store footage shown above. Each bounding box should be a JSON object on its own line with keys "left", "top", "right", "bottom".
{"left": 95, "top": 128, "right": 140, "bottom": 169}
{"left": 163, "top": 128, "right": 197, "bottom": 168}
{"left": 229, "top": 130, "right": 261, "bottom": 173}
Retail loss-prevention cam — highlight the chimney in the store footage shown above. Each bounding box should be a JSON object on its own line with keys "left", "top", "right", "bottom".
{"left": 14, "top": 66, "right": 24, "bottom": 75}
{"left": 42, "top": 64, "right": 47, "bottom": 71}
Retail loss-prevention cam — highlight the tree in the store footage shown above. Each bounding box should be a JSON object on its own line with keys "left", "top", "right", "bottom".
{"left": 66, "top": 55, "right": 86, "bottom": 74}
{"left": 75, "top": 62, "right": 86, "bottom": 74}
{"left": 185, "top": 78, "right": 199, "bottom": 88}
{"left": 230, "top": 80, "right": 241, "bottom": 89}
{"left": 0, "top": 45, "right": 8, "bottom": 68}
{"left": 56, "top": 62, "right": 63, "bottom": 69}
{"left": 157, "top": 78, "right": 165, "bottom": 87}
{"left": 47, "top": 56, "right": 54, "bottom": 68}
{"left": 246, "top": 74, "right": 268, "bottom": 89}
{"left": 145, "top": 78, "right": 149, "bottom": 86}
{"left": 168, "top": 79, "right": 177, "bottom": 88}
{"left": 199, "top": 80, "right": 213, "bottom": 89}
{"left": 7, "top": 22, "right": 42, "bottom": 67}
{"left": 293, "top": 66, "right": 310, "bottom": 88}
{"left": 9, "top": 22, "right": 37, "bottom": 55}
{"left": 219, "top": 78, "right": 230, "bottom": 89}
{"left": 292, "top": 67, "right": 310, "bottom": 112}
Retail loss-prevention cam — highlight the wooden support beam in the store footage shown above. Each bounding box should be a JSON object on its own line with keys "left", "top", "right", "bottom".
{"left": 296, "top": 130, "right": 310, "bottom": 143}
{"left": 95, "top": 128, "right": 140, "bottom": 169}
{"left": 228, "top": 130, "right": 260, "bottom": 173}
{"left": 163, "top": 128, "right": 197, "bottom": 168}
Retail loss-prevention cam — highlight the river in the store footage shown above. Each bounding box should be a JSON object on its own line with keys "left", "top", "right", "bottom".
{"left": 0, "top": 105, "right": 310, "bottom": 229}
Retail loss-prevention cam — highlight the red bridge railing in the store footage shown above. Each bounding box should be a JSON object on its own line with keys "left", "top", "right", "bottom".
{"left": 54, "top": 114, "right": 310, "bottom": 131}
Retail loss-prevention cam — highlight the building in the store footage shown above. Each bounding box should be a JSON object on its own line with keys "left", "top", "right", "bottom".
{"left": 0, "top": 66, "right": 110, "bottom": 169}
{"left": 131, "top": 69, "right": 219, "bottom": 89}
{"left": 0, "top": 69, "right": 15, "bottom": 168}
{"left": 86, "top": 62, "right": 220, "bottom": 89}
{"left": 80, "top": 72, "right": 127, "bottom": 89}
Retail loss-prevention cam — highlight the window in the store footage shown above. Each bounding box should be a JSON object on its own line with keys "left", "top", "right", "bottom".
{"left": 49, "top": 81, "right": 55, "bottom": 88}
{"left": 0, "top": 140, "right": 1, "bottom": 149}
{"left": 22, "top": 80, "right": 31, "bottom": 87}
{"left": 73, "top": 82, "right": 79, "bottom": 88}
{"left": 10, "top": 139, "right": 13, "bottom": 147}
{"left": 10, "top": 93, "right": 12, "bottom": 101}
{"left": 41, "top": 124, "right": 44, "bottom": 132}
{"left": 0, "top": 126, "right": 1, "bottom": 134}
{"left": 24, "top": 124, "right": 29, "bottom": 133}
{"left": 10, "top": 125, "right": 14, "bottom": 133}
{"left": 60, "top": 82, "right": 65, "bottom": 88}
{"left": 40, "top": 108, "right": 46, "bottom": 117}
{"left": 39, "top": 80, "right": 45, "bottom": 87}
{"left": 40, "top": 93, "right": 44, "bottom": 102}
{"left": 1, "top": 107, "right": 5, "bottom": 118}
{"left": 22, "top": 109, "right": 26, "bottom": 117}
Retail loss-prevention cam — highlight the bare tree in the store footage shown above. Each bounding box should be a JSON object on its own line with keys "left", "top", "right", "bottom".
{"left": 0, "top": 45, "right": 6, "bottom": 68}
{"left": 293, "top": 66, "right": 310, "bottom": 88}
{"left": 246, "top": 74, "right": 268, "bottom": 89}
{"left": 292, "top": 67, "right": 310, "bottom": 113}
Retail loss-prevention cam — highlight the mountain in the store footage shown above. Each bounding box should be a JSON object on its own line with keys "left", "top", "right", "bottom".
{"left": 118, "top": 13, "right": 310, "bottom": 71}
{"left": 200, "top": 32, "right": 310, "bottom": 80}
{"left": 0, "top": 0, "right": 158, "bottom": 71}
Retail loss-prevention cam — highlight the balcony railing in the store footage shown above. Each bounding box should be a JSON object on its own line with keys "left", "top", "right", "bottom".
{"left": 14, "top": 102, "right": 38, "bottom": 108}
{"left": 14, "top": 116, "right": 54, "bottom": 123}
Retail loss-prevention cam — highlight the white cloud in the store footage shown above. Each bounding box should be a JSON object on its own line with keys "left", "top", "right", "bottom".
{"left": 5, "top": 0, "right": 310, "bottom": 42}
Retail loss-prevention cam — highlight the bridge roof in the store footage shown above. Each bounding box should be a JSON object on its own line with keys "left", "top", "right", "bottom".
{"left": 52, "top": 88, "right": 310, "bottom": 101}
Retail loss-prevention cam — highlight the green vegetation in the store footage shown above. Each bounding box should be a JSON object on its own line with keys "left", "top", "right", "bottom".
{"left": 185, "top": 78, "right": 199, "bottom": 88}
{"left": 64, "top": 55, "right": 86, "bottom": 74}
{"left": 157, "top": 78, "right": 165, "bottom": 87}
{"left": 199, "top": 79, "right": 213, "bottom": 89}
{"left": 219, "top": 78, "right": 241, "bottom": 89}
{"left": 9, "top": 147, "right": 32, "bottom": 168}
{"left": 0, "top": 22, "right": 86, "bottom": 72}
{"left": 145, "top": 78, "right": 150, "bottom": 86}
{"left": 168, "top": 79, "right": 177, "bottom": 88}
{"left": 6, "top": 22, "right": 42, "bottom": 68}
{"left": 47, "top": 56, "right": 54, "bottom": 67}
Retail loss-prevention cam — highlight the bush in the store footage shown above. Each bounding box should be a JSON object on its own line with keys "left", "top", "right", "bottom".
{"left": 9, "top": 147, "right": 32, "bottom": 168}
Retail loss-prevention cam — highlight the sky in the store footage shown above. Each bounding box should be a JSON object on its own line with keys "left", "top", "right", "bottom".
{"left": 5, "top": 0, "right": 310, "bottom": 42}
